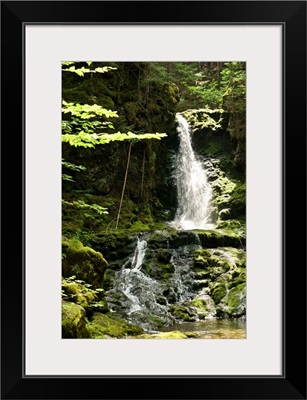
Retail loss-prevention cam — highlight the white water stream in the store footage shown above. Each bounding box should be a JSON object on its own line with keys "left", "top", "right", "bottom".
{"left": 170, "top": 113, "right": 215, "bottom": 230}
{"left": 112, "top": 237, "right": 195, "bottom": 328}
{"left": 107, "top": 114, "right": 245, "bottom": 334}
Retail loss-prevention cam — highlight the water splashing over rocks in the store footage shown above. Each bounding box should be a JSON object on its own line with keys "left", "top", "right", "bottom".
{"left": 170, "top": 114, "right": 215, "bottom": 230}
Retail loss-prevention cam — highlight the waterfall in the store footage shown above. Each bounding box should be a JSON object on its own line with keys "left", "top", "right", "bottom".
{"left": 115, "top": 237, "right": 151, "bottom": 314}
{"left": 170, "top": 113, "right": 215, "bottom": 230}
{"left": 110, "top": 237, "right": 196, "bottom": 330}
{"left": 107, "top": 236, "right": 246, "bottom": 331}
{"left": 130, "top": 238, "right": 147, "bottom": 270}
{"left": 112, "top": 237, "right": 173, "bottom": 328}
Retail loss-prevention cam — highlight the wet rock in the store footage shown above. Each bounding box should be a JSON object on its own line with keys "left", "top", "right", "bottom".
{"left": 62, "top": 238, "right": 108, "bottom": 288}
{"left": 62, "top": 300, "right": 90, "bottom": 338}
{"left": 87, "top": 312, "right": 144, "bottom": 338}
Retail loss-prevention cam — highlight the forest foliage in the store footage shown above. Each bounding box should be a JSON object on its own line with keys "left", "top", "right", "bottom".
{"left": 62, "top": 61, "right": 246, "bottom": 232}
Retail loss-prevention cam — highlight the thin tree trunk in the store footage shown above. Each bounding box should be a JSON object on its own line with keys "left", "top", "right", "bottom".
{"left": 115, "top": 142, "right": 132, "bottom": 229}
{"left": 140, "top": 147, "right": 146, "bottom": 201}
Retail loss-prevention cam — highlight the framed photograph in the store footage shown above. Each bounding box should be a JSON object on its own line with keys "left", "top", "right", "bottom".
{"left": 1, "top": 1, "right": 306, "bottom": 399}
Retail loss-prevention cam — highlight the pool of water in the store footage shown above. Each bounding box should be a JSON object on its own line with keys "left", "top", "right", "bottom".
{"left": 160, "top": 318, "right": 246, "bottom": 339}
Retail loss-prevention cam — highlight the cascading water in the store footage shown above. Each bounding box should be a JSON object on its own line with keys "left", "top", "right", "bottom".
{"left": 170, "top": 113, "right": 215, "bottom": 230}
{"left": 107, "top": 236, "right": 245, "bottom": 333}
{"left": 111, "top": 237, "right": 173, "bottom": 329}
{"left": 130, "top": 238, "right": 147, "bottom": 271}
{"left": 109, "top": 237, "right": 197, "bottom": 330}
{"left": 114, "top": 237, "right": 152, "bottom": 314}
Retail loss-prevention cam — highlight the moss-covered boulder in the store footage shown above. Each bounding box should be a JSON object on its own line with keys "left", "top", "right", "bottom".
{"left": 142, "top": 248, "right": 175, "bottom": 280}
{"left": 136, "top": 330, "right": 188, "bottom": 339}
{"left": 170, "top": 305, "right": 196, "bottom": 322}
{"left": 210, "top": 281, "right": 228, "bottom": 305}
{"left": 87, "top": 312, "right": 144, "bottom": 338}
{"left": 193, "top": 247, "right": 245, "bottom": 272}
{"left": 196, "top": 229, "right": 244, "bottom": 248}
{"left": 146, "top": 229, "right": 243, "bottom": 250}
{"left": 226, "top": 283, "right": 246, "bottom": 316}
{"left": 186, "top": 298, "right": 214, "bottom": 318}
{"left": 62, "top": 238, "right": 108, "bottom": 288}
{"left": 93, "top": 231, "right": 138, "bottom": 264}
{"left": 62, "top": 300, "right": 90, "bottom": 338}
{"left": 216, "top": 283, "right": 246, "bottom": 317}
{"left": 62, "top": 277, "right": 98, "bottom": 308}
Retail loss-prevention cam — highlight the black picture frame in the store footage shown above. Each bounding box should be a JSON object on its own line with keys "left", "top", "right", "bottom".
{"left": 1, "top": 1, "right": 306, "bottom": 399}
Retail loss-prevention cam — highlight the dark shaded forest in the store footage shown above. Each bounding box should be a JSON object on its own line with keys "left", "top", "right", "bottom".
{"left": 61, "top": 61, "right": 246, "bottom": 339}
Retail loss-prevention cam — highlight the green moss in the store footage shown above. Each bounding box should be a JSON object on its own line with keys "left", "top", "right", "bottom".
{"left": 62, "top": 300, "right": 90, "bottom": 338}
{"left": 161, "top": 272, "right": 172, "bottom": 280}
{"left": 129, "top": 221, "right": 151, "bottom": 232}
{"left": 193, "top": 249, "right": 211, "bottom": 268}
{"left": 62, "top": 278, "right": 98, "bottom": 308}
{"left": 210, "top": 282, "right": 227, "bottom": 305}
{"left": 136, "top": 330, "right": 188, "bottom": 339}
{"left": 228, "top": 283, "right": 245, "bottom": 307}
{"left": 87, "top": 299, "right": 110, "bottom": 314}
{"left": 183, "top": 331, "right": 202, "bottom": 338}
{"left": 229, "top": 269, "right": 246, "bottom": 289}
{"left": 143, "top": 258, "right": 174, "bottom": 280}
{"left": 87, "top": 312, "right": 144, "bottom": 338}
{"left": 226, "top": 283, "right": 246, "bottom": 317}
{"left": 62, "top": 238, "right": 108, "bottom": 288}
{"left": 189, "top": 298, "right": 209, "bottom": 313}
{"left": 147, "top": 315, "right": 165, "bottom": 328}
{"left": 227, "top": 183, "right": 246, "bottom": 219}
{"left": 193, "top": 270, "right": 211, "bottom": 279}
{"left": 195, "top": 229, "right": 242, "bottom": 248}
{"left": 170, "top": 305, "right": 195, "bottom": 322}
{"left": 166, "top": 83, "right": 180, "bottom": 104}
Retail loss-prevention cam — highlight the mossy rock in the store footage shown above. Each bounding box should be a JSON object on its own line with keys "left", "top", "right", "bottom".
{"left": 129, "top": 221, "right": 151, "bottom": 232}
{"left": 62, "top": 238, "right": 108, "bottom": 288}
{"left": 166, "top": 83, "right": 180, "bottom": 104}
{"left": 193, "top": 249, "right": 211, "bottom": 269}
{"left": 192, "top": 279, "right": 209, "bottom": 290}
{"left": 216, "top": 283, "right": 246, "bottom": 317}
{"left": 62, "top": 278, "right": 98, "bottom": 308}
{"left": 227, "top": 283, "right": 246, "bottom": 317}
{"left": 146, "top": 229, "right": 201, "bottom": 249}
{"left": 227, "top": 183, "right": 246, "bottom": 219}
{"left": 136, "top": 330, "right": 188, "bottom": 339}
{"left": 193, "top": 270, "right": 211, "bottom": 279}
{"left": 146, "top": 315, "right": 166, "bottom": 329}
{"left": 62, "top": 300, "right": 90, "bottom": 338}
{"left": 229, "top": 269, "right": 246, "bottom": 289}
{"left": 186, "top": 298, "right": 210, "bottom": 318}
{"left": 87, "top": 299, "right": 110, "bottom": 314}
{"left": 104, "top": 291, "right": 130, "bottom": 312}
{"left": 210, "top": 281, "right": 227, "bottom": 305}
{"left": 196, "top": 229, "right": 243, "bottom": 248}
{"left": 142, "top": 252, "right": 175, "bottom": 280}
{"left": 146, "top": 230, "right": 174, "bottom": 248}
{"left": 87, "top": 312, "right": 144, "bottom": 338}
{"left": 170, "top": 305, "right": 196, "bottom": 322}
{"left": 216, "top": 218, "right": 244, "bottom": 231}
{"left": 156, "top": 249, "right": 173, "bottom": 263}
{"left": 93, "top": 231, "right": 137, "bottom": 262}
